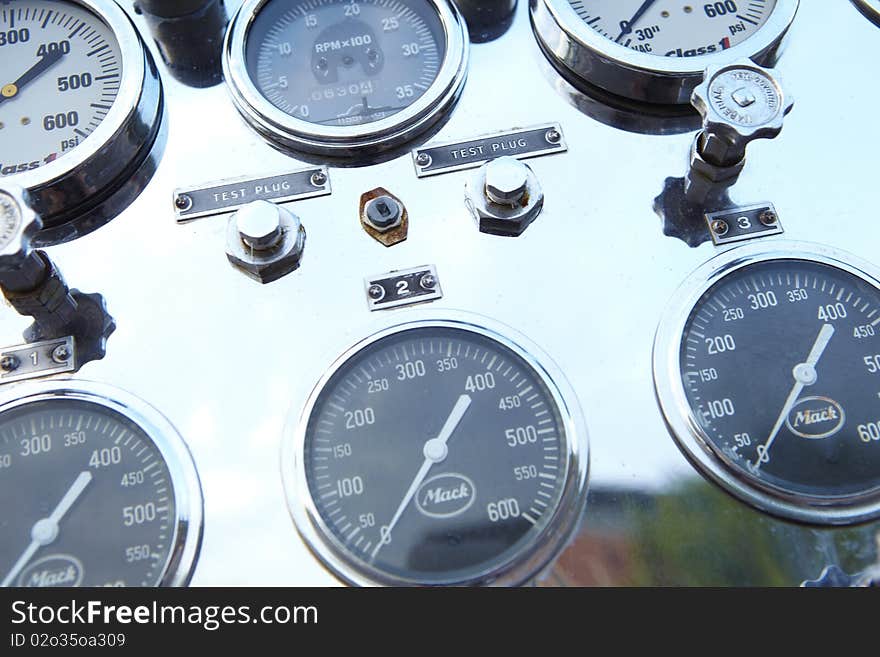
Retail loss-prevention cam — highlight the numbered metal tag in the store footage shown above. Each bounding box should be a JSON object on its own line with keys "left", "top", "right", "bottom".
{"left": 365, "top": 266, "right": 443, "bottom": 311}
{"left": 0, "top": 337, "right": 76, "bottom": 384}
{"left": 706, "top": 203, "right": 783, "bottom": 246}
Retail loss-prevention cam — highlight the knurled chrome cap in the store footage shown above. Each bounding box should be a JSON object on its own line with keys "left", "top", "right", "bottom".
{"left": 0, "top": 185, "right": 42, "bottom": 267}
{"left": 691, "top": 60, "right": 794, "bottom": 166}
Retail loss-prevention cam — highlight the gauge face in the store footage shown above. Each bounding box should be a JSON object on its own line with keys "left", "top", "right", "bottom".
{"left": 245, "top": 0, "right": 445, "bottom": 127}
{"left": 676, "top": 258, "right": 880, "bottom": 511}
{"left": 0, "top": 393, "right": 198, "bottom": 587}
{"left": 295, "top": 323, "right": 585, "bottom": 585}
{"left": 0, "top": 0, "right": 123, "bottom": 178}
{"left": 569, "top": 0, "right": 776, "bottom": 57}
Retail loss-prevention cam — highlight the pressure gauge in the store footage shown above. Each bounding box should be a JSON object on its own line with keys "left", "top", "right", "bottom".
{"left": 531, "top": 0, "right": 799, "bottom": 105}
{"left": 852, "top": 0, "right": 880, "bottom": 26}
{"left": 0, "top": 381, "right": 203, "bottom": 587}
{"left": 654, "top": 242, "right": 880, "bottom": 525}
{"left": 223, "top": 0, "right": 469, "bottom": 157}
{"left": 283, "top": 314, "right": 589, "bottom": 586}
{"left": 0, "top": 0, "right": 164, "bottom": 245}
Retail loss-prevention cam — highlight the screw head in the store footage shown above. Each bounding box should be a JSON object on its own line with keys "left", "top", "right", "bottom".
{"left": 759, "top": 209, "right": 778, "bottom": 226}
{"left": 51, "top": 344, "right": 71, "bottom": 364}
{"left": 416, "top": 152, "right": 432, "bottom": 167}
{"left": 310, "top": 171, "right": 327, "bottom": 187}
{"left": 236, "top": 201, "right": 284, "bottom": 251}
{"left": 175, "top": 194, "right": 193, "bottom": 211}
{"left": 420, "top": 273, "right": 436, "bottom": 290}
{"left": 0, "top": 354, "right": 20, "bottom": 372}
{"left": 545, "top": 129, "right": 561, "bottom": 144}
{"left": 485, "top": 157, "right": 529, "bottom": 205}
{"left": 368, "top": 284, "right": 385, "bottom": 300}
{"left": 711, "top": 219, "right": 729, "bottom": 236}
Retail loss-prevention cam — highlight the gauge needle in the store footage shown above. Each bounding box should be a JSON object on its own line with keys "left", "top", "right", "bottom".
{"left": 1, "top": 470, "right": 92, "bottom": 587}
{"left": 371, "top": 394, "right": 472, "bottom": 560}
{"left": 615, "top": 0, "right": 658, "bottom": 43}
{"left": 753, "top": 324, "right": 835, "bottom": 470}
{"left": 0, "top": 49, "right": 66, "bottom": 108}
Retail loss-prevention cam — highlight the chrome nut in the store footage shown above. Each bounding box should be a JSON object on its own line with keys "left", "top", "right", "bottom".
{"left": 688, "top": 136, "right": 746, "bottom": 186}
{"left": 465, "top": 158, "right": 544, "bottom": 237}
{"left": 226, "top": 202, "right": 306, "bottom": 284}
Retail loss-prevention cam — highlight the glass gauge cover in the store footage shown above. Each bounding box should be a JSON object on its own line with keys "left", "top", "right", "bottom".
{"left": 223, "top": 0, "right": 469, "bottom": 156}
{"left": 0, "top": 382, "right": 203, "bottom": 587}
{"left": 531, "top": 0, "right": 799, "bottom": 105}
{"left": 654, "top": 243, "right": 880, "bottom": 525}
{"left": 0, "top": 0, "right": 164, "bottom": 245}
{"left": 284, "top": 316, "right": 589, "bottom": 586}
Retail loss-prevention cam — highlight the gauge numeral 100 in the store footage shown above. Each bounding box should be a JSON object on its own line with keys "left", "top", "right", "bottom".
{"left": 0, "top": 28, "right": 30, "bottom": 46}
{"left": 707, "top": 398, "right": 735, "bottom": 419}
{"left": 706, "top": 335, "right": 736, "bottom": 354}
{"left": 123, "top": 503, "right": 157, "bottom": 526}
{"left": 43, "top": 112, "right": 79, "bottom": 132}
{"left": 487, "top": 498, "right": 520, "bottom": 522}
{"left": 337, "top": 476, "right": 364, "bottom": 498}
{"left": 90, "top": 446, "right": 122, "bottom": 468}
{"left": 858, "top": 421, "right": 880, "bottom": 443}
{"left": 465, "top": 372, "right": 495, "bottom": 392}
{"left": 20, "top": 434, "right": 51, "bottom": 457}
{"left": 704, "top": 1, "right": 738, "bottom": 18}
{"left": 505, "top": 425, "right": 538, "bottom": 447}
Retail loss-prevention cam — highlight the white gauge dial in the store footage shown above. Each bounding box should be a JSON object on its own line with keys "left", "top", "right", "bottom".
{"left": 569, "top": 0, "right": 776, "bottom": 57}
{"left": 0, "top": 1, "right": 122, "bottom": 178}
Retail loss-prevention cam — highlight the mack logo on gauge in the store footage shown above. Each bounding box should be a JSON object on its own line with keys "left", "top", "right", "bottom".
{"left": 415, "top": 473, "right": 476, "bottom": 519}
{"left": 786, "top": 397, "right": 846, "bottom": 440}
{"left": 18, "top": 554, "right": 84, "bottom": 588}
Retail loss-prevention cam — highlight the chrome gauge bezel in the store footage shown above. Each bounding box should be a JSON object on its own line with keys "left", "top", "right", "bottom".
{"left": 0, "top": 380, "right": 204, "bottom": 586}
{"left": 852, "top": 0, "right": 880, "bottom": 26}
{"left": 653, "top": 241, "right": 880, "bottom": 526}
{"left": 4, "top": 0, "right": 165, "bottom": 246}
{"left": 223, "top": 0, "right": 469, "bottom": 157}
{"left": 282, "top": 311, "right": 590, "bottom": 586}
{"left": 530, "top": 0, "right": 800, "bottom": 105}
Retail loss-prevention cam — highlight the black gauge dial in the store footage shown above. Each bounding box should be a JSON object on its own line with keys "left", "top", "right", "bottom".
{"left": 0, "top": 396, "right": 193, "bottom": 587}
{"left": 296, "top": 324, "right": 584, "bottom": 586}
{"left": 246, "top": 0, "right": 445, "bottom": 127}
{"left": 681, "top": 259, "right": 880, "bottom": 504}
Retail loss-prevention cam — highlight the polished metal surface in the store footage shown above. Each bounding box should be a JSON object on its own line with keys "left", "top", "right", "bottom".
{"left": 2, "top": 1, "right": 879, "bottom": 586}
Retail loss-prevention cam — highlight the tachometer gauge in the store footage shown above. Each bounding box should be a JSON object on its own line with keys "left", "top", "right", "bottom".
{"left": 223, "top": 0, "right": 469, "bottom": 157}
{"left": 0, "top": 0, "right": 164, "bottom": 245}
{"left": 0, "top": 381, "right": 202, "bottom": 587}
{"left": 283, "top": 314, "right": 589, "bottom": 586}
{"left": 531, "top": 0, "right": 799, "bottom": 105}
{"left": 654, "top": 242, "right": 880, "bottom": 525}
{"left": 852, "top": 0, "right": 880, "bottom": 26}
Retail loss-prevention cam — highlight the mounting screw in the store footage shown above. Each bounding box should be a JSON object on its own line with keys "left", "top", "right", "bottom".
{"left": 0, "top": 355, "right": 20, "bottom": 372}
{"left": 711, "top": 219, "right": 729, "bottom": 236}
{"left": 51, "top": 344, "right": 71, "bottom": 364}
{"left": 759, "top": 209, "right": 778, "bottom": 226}
{"left": 416, "top": 152, "right": 432, "bottom": 167}
{"left": 545, "top": 129, "right": 561, "bottom": 144}
{"left": 310, "top": 171, "right": 327, "bottom": 187}
{"left": 175, "top": 194, "right": 192, "bottom": 212}
{"left": 368, "top": 284, "right": 385, "bottom": 300}
{"left": 420, "top": 273, "right": 436, "bottom": 290}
